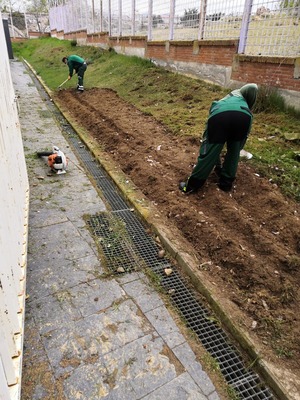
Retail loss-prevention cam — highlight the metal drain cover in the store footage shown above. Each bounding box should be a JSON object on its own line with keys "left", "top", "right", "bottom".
{"left": 87, "top": 209, "right": 274, "bottom": 399}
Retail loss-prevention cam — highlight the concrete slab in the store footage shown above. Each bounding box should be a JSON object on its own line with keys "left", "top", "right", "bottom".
{"left": 28, "top": 220, "right": 96, "bottom": 263}
{"left": 122, "top": 278, "right": 164, "bottom": 313}
{"left": 68, "top": 279, "right": 126, "bottom": 317}
{"left": 63, "top": 335, "right": 178, "bottom": 399}
{"left": 145, "top": 305, "right": 186, "bottom": 349}
{"left": 173, "top": 343, "right": 216, "bottom": 396}
{"left": 142, "top": 372, "right": 208, "bottom": 400}
{"left": 26, "top": 254, "right": 103, "bottom": 301}
{"left": 42, "top": 300, "right": 153, "bottom": 377}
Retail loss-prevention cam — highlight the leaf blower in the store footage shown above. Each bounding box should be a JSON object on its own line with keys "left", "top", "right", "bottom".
{"left": 37, "top": 146, "right": 68, "bottom": 174}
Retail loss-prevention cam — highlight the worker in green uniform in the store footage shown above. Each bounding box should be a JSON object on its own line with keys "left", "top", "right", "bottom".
{"left": 179, "top": 83, "right": 258, "bottom": 193}
{"left": 62, "top": 55, "right": 87, "bottom": 92}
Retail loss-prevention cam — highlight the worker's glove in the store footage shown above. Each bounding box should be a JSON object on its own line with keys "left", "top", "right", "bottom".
{"left": 68, "top": 75, "right": 71, "bottom": 80}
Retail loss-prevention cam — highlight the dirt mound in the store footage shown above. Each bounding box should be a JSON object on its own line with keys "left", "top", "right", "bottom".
{"left": 56, "top": 88, "right": 300, "bottom": 387}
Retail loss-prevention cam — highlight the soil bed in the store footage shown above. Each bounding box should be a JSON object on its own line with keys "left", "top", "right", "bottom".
{"left": 56, "top": 88, "right": 300, "bottom": 393}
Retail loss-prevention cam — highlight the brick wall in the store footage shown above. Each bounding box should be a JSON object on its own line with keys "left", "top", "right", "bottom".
{"left": 28, "top": 31, "right": 50, "bottom": 39}
{"left": 52, "top": 29, "right": 300, "bottom": 107}
{"left": 146, "top": 41, "right": 166, "bottom": 59}
{"left": 154, "top": 40, "right": 237, "bottom": 67}
{"left": 232, "top": 56, "right": 300, "bottom": 92}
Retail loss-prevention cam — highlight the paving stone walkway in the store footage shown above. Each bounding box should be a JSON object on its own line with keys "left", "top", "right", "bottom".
{"left": 11, "top": 60, "right": 220, "bottom": 400}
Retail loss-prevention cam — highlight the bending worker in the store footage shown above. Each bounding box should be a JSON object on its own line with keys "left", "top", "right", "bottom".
{"left": 62, "top": 55, "right": 87, "bottom": 92}
{"left": 179, "top": 83, "right": 258, "bottom": 193}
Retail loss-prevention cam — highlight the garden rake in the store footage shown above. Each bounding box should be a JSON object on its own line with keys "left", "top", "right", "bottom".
{"left": 58, "top": 78, "right": 69, "bottom": 89}
{"left": 58, "top": 72, "right": 77, "bottom": 90}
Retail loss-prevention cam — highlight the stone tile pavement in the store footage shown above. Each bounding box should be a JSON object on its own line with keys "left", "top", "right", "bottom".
{"left": 11, "top": 60, "right": 220, "bottom": 400}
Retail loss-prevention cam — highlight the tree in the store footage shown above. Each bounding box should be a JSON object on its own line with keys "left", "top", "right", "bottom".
{"left": 280, "top": 0, "right": 299, "bottom": 8}
{"left": 180, "top": 8, "right": 199, "bottom": 27}
{"left": 206, "top": 12, "right": 222, "bottom": 21}
{"left": 26, "top": 0, "right": 49, "bottom": 33}
{"left": 152, "top": 14, "right": 163, "bottom": 28}
{"left": 0, "top": 0, "right": 30, "bottom": 12}
{"left": 12, "top": 10, "right": 26, "bottom": 30}
{"left": 280, "top": 0, "right": 300, "bottom": 18}
{"left": 0, "top": 1, "right": 26, "bottom": 37}
{"left": 26, "top": 0, "right": 48, "bottom": 13}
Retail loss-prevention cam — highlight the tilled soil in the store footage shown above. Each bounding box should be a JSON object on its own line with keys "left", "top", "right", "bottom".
{"left": 56, "top": 88, "right": 300, "bottom": 390}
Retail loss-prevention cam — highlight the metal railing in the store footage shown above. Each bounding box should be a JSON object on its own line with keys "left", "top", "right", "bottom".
{"left": 0, "top": 14, "right": 29, "bottom": 400}
{"left": 49, "top": 0, "right": 300, "bottom": 57}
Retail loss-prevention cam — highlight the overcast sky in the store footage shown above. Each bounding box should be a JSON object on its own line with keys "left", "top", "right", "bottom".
{"left": 1, "top": 0, "right": 28, "bottom": 12}
{"left": 4, "top": 0, "right": 280, "bottom": 16}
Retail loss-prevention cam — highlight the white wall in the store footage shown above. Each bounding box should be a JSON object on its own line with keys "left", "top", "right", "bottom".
{"left": 0, "top": 13, "right": 29, "bottom": 400}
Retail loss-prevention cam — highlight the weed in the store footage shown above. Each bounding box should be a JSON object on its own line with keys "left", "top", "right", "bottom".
{"left": 226, "top": 385, "right": 240, "bottom": 400}
{"left": 254, "top": 85, "right": 300, "bottom": 119}
{"left": 144, "top": 267, "right": 162, "bottom": 287}
{"left": 274, "top": 346, "right": 293, "bottom": 358}
{"left": 202, "top": 352, "right": 220, "bottom": 373}
{"left": 125, "top": 357, "right": 137, "bottom": 366}
{"left": 246, "top": 356, "right": 260, "bottom": 370}
{"left": 261, "top": 316, "right": 283, "bottom": 339}
{"left": 38, "top": 110, "right": 52, "bottom": 118}
{"left": 93, "top": 270, "right": 114, "bottom": 280}
{"left": 280, "top": 284, "right": 295, "bottom": 304}
{"left": 25, "top": 153, "right": 39, "bottom": 160}
{"left": 112, "top": 300, "right": 122, "bottom": 311}
{"left": 254, "top": 85, "right": 286, "bottom": 114}
{"left": 54, "top": 290, "right": 70, "bottom": 303}
{"left": 85, "top": 212, "right": 145, "bottom": 273}
{"left": 286, "top": 255, "right": 300, "bottom": 270}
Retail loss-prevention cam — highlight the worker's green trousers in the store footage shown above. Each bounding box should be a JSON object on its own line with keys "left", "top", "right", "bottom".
{"left": 189, "top": 130, "right": 245, "bottom": 182}
{"left": 77, "top": 63, "right": 87, "bottom": 87}
{"left": 184, "top": 108, "right": 252, "bottom": 192}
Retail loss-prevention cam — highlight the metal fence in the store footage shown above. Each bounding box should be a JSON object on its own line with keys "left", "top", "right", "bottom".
{"left": 0, "top": 14, "right": 29, "bottom": 400}
{"left": 49, "top": 0, "right": 300, "bottom": 57}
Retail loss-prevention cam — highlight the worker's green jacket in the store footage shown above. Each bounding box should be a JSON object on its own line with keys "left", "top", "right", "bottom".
{"left": 206, "top": 83, "right": 257, "bottom": 136}
{"left": 67, "top": 55, "right": 85, "bottom": 77}
{"left": 207, "top": 95, "right": 253, "bottom": 138}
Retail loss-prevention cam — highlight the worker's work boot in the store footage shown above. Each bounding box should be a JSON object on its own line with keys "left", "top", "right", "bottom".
{"left": 179, "top": 182, "right": 193, "bottom": 193}
{"left": 218, "top": 176, "right": 235, "bottom": 192}
{"left": 179, "top": 177, "right": 205, "bottom": 194}
{"left": 77, "top": 85, "right": 84, "bottom": 92}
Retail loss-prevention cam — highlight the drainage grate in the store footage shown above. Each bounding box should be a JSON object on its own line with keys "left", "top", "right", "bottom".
{"left": 114, "top": 209, "right": 172, "bottom": 271}
{"left": 134, "top": 264, "right": 272, "bottom": 399}
{"left": 33, "top": 73, "right": 275, "bottom": 399}
{"left": 87, "top": 212, "right": 143, "bottom": 272}
{"left": 68, "top": 137, "right": 131, "bottom": 211}
{"left": 87, "top": 210, "right": 274, "bottom": 399}
{"left": 87, "top": 211, "right": 172, "bottom": 274}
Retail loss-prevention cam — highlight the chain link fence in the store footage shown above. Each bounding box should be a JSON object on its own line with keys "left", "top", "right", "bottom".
{"left": 49, "top": 0, "right": 300, "bottom": 57}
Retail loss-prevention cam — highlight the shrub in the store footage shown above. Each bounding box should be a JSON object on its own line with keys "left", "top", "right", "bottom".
{"left": 253, "top": 85, "right": 285, "bottom": 113}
